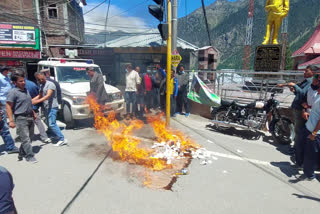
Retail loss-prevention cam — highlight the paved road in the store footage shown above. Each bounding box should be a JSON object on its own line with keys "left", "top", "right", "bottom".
{"left": 1, "top": 114, "right": 320, "bottom": 214}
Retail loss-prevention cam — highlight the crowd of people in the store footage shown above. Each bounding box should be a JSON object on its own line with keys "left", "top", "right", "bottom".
{"left": 278, "top": 65, "right": 320, "bottom": 181}
{"left": 124, "top": 63, "right": 191, "bottom": 119}
{"left": 0, "top": 66, "right": 66, "bottom": 164}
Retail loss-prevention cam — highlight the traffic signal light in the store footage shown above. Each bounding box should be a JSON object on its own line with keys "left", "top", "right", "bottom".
{"left": 148, "top": 0, "right": 167, "bottom": 40}
{"left": 148, "top": 0, "right": 164, "bottom": 22}
{"left": 158, "top": 23, "right": 168, "bottom": 40}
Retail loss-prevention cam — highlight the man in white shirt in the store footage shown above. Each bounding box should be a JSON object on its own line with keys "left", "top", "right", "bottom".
{"left": 125, "top": 64, "right": 140, "bottom": 119}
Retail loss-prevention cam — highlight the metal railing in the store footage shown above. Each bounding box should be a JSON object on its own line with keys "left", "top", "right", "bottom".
{"left": 185, "top": 70, "right": 305, "bottom": 108}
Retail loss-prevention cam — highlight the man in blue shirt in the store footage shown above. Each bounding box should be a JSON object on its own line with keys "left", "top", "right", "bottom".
{"left": 0, "top": 166, "right": 16, "bottom": 214}
{"left": 0, "top": 67, "right": 18, "bottom": 154}
{"left": 159, "top": 67, "right": 178, "bottom": 117}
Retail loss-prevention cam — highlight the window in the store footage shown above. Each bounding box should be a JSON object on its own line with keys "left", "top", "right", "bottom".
{"left": 48, "top": 4, "right": 58, "bottom": 19}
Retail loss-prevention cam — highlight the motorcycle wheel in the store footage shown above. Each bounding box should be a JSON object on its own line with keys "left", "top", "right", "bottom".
{"left": 214, "top": 110, "right": 231, "bottom": 131}
{"left": 270, "top": 117, "right": 295, "bottom": 145}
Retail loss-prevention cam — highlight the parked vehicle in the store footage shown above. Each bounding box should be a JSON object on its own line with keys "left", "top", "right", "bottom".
{"left": 37, "top": 58, "right": 124, "bottom": 128}
{"left": 211, "top": 93, "right": 294, "bottom": 144}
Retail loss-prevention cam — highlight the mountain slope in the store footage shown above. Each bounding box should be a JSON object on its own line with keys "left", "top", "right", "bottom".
{"left": 178, "top": 0, "right": 320, "bottom": 69}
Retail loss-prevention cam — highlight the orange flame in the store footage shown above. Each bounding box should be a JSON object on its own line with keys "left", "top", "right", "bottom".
{"left": 86, "top": 95, "right": 167, "bottom": 171}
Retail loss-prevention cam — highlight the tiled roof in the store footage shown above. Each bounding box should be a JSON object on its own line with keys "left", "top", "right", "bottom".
{"left": 292, "top": 23, "right": 320, "bottom": 57}
{"left": 298, "top": 56, "right": 320, "bottom": 69}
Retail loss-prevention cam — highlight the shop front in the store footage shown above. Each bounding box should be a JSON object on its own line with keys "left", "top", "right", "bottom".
{"left": 0, "top": 23, "right": 41, "bottom": 81}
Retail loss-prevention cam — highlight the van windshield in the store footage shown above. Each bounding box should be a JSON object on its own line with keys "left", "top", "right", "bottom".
{"left": 56, "top": 66, "right": 101, "bottom": 83}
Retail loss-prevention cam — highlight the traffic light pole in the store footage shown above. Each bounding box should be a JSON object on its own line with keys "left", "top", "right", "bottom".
{"left": 166, "top": 0, "right": 172, "bottom": 126}
{"left": 172, "top": 0, "right": 177, "bottom": 50}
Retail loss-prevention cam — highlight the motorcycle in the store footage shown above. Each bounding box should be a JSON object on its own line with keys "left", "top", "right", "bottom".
{"left": 211, "top": 93, "right": 295, "bottom": 144}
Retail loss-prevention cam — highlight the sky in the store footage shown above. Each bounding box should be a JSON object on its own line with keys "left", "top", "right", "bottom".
{"left": 83, "top": 0, "right": 238, "bottom": 34}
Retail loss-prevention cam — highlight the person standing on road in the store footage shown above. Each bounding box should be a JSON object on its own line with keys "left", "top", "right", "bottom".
{"left": 176, "top": 65, "right": 190, "bottom": 117}
{"left": 152, "top": 64, "right": 162, "bottom": 109}
{"left": 125, "top": 64, "right": 140, "bottom": 119}
{"left": 298, "top": 82, "right": 320, "bottom": 181}
{"left": 159, "top": 67, "right": 178, "bottom": 116}
{"left": 135, "top": 66, "right": 145, "bottom": 118}
{"left": 33, "top": 72, "right": 67, "bottom": 147}
{"left": 277, "top": 65, "right": 314, "bottom": 157}
{"left": 41, "top": 69, "right": 62, "bottom": 107}
{"left": 0, "top": 66, "right": 18, "bottom": 154}
{"left": 6, "top": 72, "right": 37, "bottom": 163}
{"left": 295, "top": 74, "right": 320, "bottom": 167}
{"left": 13, "top": 69, "right": 51, "bottom": 144}
{"left": 144, "top": 69, "right": 153, "bottom": 113}
{"left": 0, "top": 166, "right": 17, "bottom": 214}
{"left": 87, "top": 67, "right": 109, "bottom": 106}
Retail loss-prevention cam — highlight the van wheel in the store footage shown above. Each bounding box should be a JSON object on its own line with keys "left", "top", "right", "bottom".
{"left": 63, "top": 104, "right": 75, "bottom": 129}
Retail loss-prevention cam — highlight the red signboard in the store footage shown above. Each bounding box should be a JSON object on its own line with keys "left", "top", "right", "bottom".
{"left": 0, "top": 50, "right": 41, "bottom": 59}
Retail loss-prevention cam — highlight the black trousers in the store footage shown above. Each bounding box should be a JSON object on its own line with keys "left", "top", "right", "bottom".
{"left": 176, "top": 87, "right": 190, "bottom": 113}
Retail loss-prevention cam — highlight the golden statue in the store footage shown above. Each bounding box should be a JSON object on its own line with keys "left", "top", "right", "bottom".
{"left": 262, "top": 0, "right": 290, "bottom": 45}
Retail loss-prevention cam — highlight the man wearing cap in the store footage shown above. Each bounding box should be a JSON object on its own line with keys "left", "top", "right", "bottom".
{"left": 87, "top": 67, "right": 108, "bottom": 105}
{"left": 0, "top": 66, "right": 18, "bottom": 154}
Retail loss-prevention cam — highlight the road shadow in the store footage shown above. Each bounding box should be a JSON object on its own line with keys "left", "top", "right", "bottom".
{"left": 292, "top": 193, "right": 320, "bottom": 202}
{"left": 270, "top": 161, "right": 300, "bottom": 178}
{"left": 206, "top": 124, "right": 292, "bottom": 156}
{"left": 69, "top": 118, "right": 95, "bottom": 130}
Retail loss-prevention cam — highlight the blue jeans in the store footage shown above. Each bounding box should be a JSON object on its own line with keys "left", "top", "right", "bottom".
{"left": 0, "top": 100, "right": 15, "bottom": 150}
{"left": 47, "top": 108, "right": 64, "bottom": 141}
{"left": 125, "top": 92, "right": 136, "bottom": 114}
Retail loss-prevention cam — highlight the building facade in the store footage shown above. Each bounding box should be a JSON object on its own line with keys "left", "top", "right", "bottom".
{"left": 0, "top": 0, "right": 86, "bottom": 79}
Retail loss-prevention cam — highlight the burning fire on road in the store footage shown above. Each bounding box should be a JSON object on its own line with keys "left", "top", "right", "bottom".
{"left": 86, "top": 95, "right": 200, "bottom": 189}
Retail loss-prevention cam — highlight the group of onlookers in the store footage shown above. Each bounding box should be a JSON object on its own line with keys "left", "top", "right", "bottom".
{"left": 124, "top": 63, "right": 190, "bottom": 119}
{"left": 278, "top": 65, "right": 320, "bottom": 181}
{"left": 0, "top": 66, "right": 66, "bottom": 164}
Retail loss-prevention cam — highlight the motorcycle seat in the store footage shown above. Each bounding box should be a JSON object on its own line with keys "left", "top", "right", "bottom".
{"left": 234, "top": 102, "right": 249, "bottom": 108}
{"left": 221, "top": 99, "right": 234, "bottom": 107}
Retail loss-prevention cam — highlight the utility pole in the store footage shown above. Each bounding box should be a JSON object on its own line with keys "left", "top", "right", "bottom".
{"left": 104, "top": 0, "right": 111, "bottom": 48}
{"left": 171, "top": 0, "right": 177, "bottom": 50}
{"left": 166, "top": 0, "right": 172, "bottom": 126}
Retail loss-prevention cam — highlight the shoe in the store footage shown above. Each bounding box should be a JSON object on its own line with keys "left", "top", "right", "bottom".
{"left": 297, "top": 174, "right": 315, "bottom": 181}
{"left": 185, "top": 113, "right": 190, "bottom": 118}
{"left": 55, "top": 139, "right": 68, "bottom": 147}
{"left": 172, "top": 113, "right": 177, "bottom": 117}
{"left": 7, "top": 147, "right": 19, "bottom": 154}
{"left": 175, "top": 112, "right": 181, "bottom": 115}
{"left": 43, "top": 138, "right": 52, "bottom": 143}
{"left": 26, "top": 157, "right": 38, "bottom": 164}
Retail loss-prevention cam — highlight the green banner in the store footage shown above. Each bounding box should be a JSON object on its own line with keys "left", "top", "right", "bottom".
{"left": 187, "top": 74, "right": 221, "bottom": 107}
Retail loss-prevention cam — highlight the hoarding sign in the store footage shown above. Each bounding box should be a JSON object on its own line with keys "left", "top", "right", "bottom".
{"left": 0, "top": 23, "right": 40, "bottom": 50}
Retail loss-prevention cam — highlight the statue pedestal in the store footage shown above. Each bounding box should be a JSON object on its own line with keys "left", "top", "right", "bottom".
{"left": 244, "top": 45, "right": 283, "bottom": 93}
{"left": 254, "top": 45, "right": 282, "bottom": 72}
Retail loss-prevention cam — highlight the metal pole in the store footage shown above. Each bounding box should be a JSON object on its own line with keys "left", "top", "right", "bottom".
{"left": 34, "top": 0, "right": 42, "bottom": 52}
{"left": 172, "top": 0, "right": 177, "bottom": 50}
{"left": 104, "top": 0, "right": 111, "bottom": 48}
{"left": 166, "top": 0, "right": 172, "bottom": 126}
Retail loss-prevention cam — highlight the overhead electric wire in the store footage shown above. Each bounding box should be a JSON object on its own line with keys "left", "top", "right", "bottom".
{"left": 201, "top": 0, "right": 212, "bottom": 46}
{"left": 83, "top": 0, "right": 106, "bottom": 15}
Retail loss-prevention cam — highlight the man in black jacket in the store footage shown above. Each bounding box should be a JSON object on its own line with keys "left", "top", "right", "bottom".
{"left": 87, "top": 67, "right": 108, "bottom": 106}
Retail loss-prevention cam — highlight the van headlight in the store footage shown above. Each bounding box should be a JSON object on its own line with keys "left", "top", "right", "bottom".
{"left": 72, "top": 96, "right": 86, "bottom": 105}
{"left": 111, "top": 92, "right": 122, "bottom": 101}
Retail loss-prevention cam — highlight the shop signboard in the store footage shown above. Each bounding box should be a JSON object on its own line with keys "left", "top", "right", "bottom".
{"left": 0, "top": 23, "right": 40, "bottom": 50}
{"left": 0, "top": 50, "right": 41, "bottom": 59}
